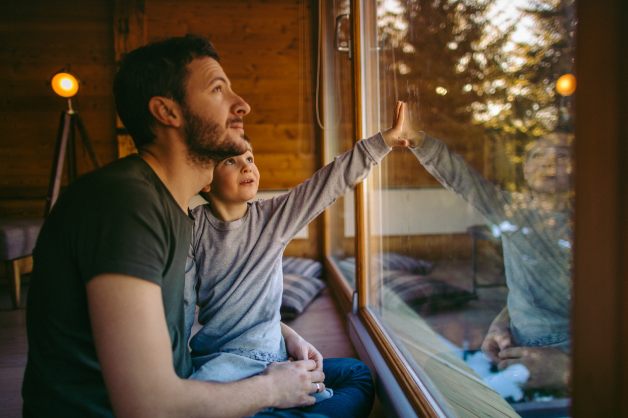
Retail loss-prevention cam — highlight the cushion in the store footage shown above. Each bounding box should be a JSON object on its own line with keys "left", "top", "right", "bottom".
{"left": 282, "top": 256, "right": 323, "bottom": 278}
{"left": 0, "top": 218, "right": 44, "bottom": 260}
{"left": 379, "top": 252, "right": 433, "bottom": 275}
{"left": 382, "top": 270, "right": 474, "bottom": 314}
{"left": 280, "top": 273, "right": 326, "bottom": 320}
{"left": 335, "top": 252, "right": 433, "bottom": 281}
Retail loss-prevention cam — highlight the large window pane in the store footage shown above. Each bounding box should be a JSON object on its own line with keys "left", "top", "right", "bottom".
{"left": 321, "top": 0, "right": 357, "bottom": 290}
{"left": 361, "top": 0, "right": 575, "bottom": 416}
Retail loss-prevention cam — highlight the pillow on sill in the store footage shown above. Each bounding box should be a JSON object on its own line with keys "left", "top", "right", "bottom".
{"left": 336, "top": 252, "right": 434, "bottom": 280}
{"left": 379, "top": 253, "right": 434, "bottom": 275}
{"left": 382, "top": 270, "right": 474, "bottom": 314}
{"left": 281, "top": 273, "right": 326, "bottom": 321}
{"left": 282, "top": 256, "right": 323, "bottom": 278}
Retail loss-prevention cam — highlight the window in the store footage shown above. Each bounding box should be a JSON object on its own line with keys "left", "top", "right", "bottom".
{"left": 324, "top": 0, "right": 577, "bottom": 416}
{"left": 320, "top": 0, "right": 358, "bottom": 302}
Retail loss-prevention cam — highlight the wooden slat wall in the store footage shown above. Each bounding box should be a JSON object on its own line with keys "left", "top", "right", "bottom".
{"left": 122, "top": 0, "right": 321, "bottom": 258}
{"left": 144, "top": 0, "right": 318, "bottom": 191}
{"left": 2, "top": 0, "right": 321, "bottom": 258}
{"left": 0, "top": 0, "right": 117, "bottom": 217}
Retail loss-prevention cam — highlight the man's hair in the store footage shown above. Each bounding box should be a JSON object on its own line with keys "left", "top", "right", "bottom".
{"left": 113, "top": 34, "right": 220, "bottom": 149}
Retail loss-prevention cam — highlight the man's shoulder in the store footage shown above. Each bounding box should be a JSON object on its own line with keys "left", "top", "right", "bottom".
{"left": 49, "top": 155, "right": 170, "bottom": 222}
{"left": 77, "top": 156, "right": 162, "bottom": 202}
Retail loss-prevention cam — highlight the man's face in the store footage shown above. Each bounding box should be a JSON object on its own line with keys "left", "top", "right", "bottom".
{"left": 523, "top": 137, "right": 572, "bottom": 194}
{"left": 210, "top": 149, "right": 260, "bottom": 204}
{"left": 181, "top": 57, "right": 251, "bottom": 164}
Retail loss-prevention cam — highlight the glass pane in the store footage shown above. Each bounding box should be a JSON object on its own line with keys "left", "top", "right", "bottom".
{"left": 321, "top": 0, "right": 357, "bottom": 289}
{"left": 362, "top": 0, "right": 575, "bottom": 416}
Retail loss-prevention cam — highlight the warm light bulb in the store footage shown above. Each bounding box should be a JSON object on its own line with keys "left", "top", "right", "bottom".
{"left": 556, "top": 73, "right": 576, "bottom": 96}
{"left": 51, "top": 72, "right": 79, "bottom": 98}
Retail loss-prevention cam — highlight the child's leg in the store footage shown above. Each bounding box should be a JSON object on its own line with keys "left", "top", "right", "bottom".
{"left": 253, "top": 358, "right": 374, "bottom": 418}
{"left": 302, "top": 358, "right": 374, "bottom": 417}
{"left": 190, "top": 352, "right": 268, "bottom": 382}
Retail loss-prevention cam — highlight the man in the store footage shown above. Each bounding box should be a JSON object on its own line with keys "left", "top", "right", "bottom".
{"left": 411, "top": 131, "right": 573, "bottom": 390}
{"left": 23, "top": 35, "right": 325, "bottom": 418}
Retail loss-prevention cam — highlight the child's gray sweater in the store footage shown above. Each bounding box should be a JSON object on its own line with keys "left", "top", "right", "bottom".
{"left": 186, "top": 133, "right": 390, "bottom": 382}
{"left": 412, "top": 135, "right": 572, "bottom": 351}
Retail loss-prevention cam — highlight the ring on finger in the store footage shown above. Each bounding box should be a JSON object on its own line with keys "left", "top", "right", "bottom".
{"left": 315, "top": 382, "right": 321, "bottom": 393}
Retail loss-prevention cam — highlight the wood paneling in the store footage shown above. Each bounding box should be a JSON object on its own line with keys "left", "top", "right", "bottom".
{"left": 572, "top": 0, "right": 628, "bottom": 416}
{"left": 2, "top": 0, "right": 322, "bottom": 257}
{"left": 0, "top": 0, "right": 117, "bottom": 218}
{"left": 145, "top": 0, "right": 317, "bottom": 189}
{"left": 140, "top": 0, "right": 321, "bottom": 257}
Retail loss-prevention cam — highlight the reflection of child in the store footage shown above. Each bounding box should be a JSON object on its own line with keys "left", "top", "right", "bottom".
{"left": 411, "top": 132, "right": 573, "bottom": 390}
{"left": 185, "top": 103, "right": 409, "bottom": 412}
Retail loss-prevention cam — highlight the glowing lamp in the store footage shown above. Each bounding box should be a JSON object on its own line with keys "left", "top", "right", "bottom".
{"left": 51, "top": 72, "right": 79, "bottom": 98}
{"left": 556, "top": 73, "right": 576, "bottom": 96}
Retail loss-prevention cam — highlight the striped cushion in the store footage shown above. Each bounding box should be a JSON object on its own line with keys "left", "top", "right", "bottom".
{"left": 382, "top": 270, "right": 473, "bottom": 314}
{"left": 335, "top": 253, "right": 433, "bottom": 282}
{"left": 379, "top": 253, "right": 433, "bottom": 275}
{"left": 280, "top": 273, "right": 326, "bottom": 320}
{"left": 282, "top": 256, "right": 323, "bottom": 278}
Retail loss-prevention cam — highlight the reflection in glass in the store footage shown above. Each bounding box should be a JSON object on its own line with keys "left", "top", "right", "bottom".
{"left": 361, "top": 0, "right": 575, "bottom": 416}
{"left": 321, "top": 0, "right": 357, "bottom": 290}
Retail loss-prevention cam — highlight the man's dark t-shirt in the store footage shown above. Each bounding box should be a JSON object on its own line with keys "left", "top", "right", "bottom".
{"left": 22, "top": 155, "right": 193, "bottom": 417}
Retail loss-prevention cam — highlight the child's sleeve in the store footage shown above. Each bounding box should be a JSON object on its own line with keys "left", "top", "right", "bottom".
{"left": 265, "top": 132, "right": 391, "bottom": 241}
{"left": 411, "top": 135, "right": 510, "bottom": 223}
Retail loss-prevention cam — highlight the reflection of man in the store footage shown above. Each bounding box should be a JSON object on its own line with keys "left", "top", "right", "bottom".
{"left": 410, "top": 131, "right": 573, "bottom": 390}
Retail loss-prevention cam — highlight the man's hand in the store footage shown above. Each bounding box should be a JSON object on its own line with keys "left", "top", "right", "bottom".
{"left": 382, "top": 101, "right": 425, "bottom": 148}
{"left": 262, "top": 360, "right": 325, "bottom": 409}
{"left": 497, "top": 347, "right": 570, "bottom": 390}
{"left": 481, "top": 308, "right": 513, "bottom": 363}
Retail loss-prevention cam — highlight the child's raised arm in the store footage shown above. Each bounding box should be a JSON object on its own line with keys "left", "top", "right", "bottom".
{"left": 261, "top": 101, "right": 412, "bottom": 242}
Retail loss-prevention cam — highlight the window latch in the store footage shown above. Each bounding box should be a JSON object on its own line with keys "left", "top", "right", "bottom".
{"left": 335, "top": 14, "right": 352, "bottom": 59}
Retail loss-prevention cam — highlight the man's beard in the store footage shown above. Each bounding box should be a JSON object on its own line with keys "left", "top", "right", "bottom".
{"left": 182, "top": 105, "right": 249, "bottom": 166}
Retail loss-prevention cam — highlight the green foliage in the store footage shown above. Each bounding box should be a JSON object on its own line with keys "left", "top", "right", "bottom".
{"left": 376, "top": 0, "right": 576, "bottom": 187}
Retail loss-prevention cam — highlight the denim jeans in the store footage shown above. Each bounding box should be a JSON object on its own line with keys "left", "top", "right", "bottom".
{"left": 253, "top": 357, "right": 374, "bottom": 418}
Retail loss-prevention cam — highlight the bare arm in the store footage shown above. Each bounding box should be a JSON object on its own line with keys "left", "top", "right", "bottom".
{"left": 88, "top": 274, "right": 322, "bottom": 418}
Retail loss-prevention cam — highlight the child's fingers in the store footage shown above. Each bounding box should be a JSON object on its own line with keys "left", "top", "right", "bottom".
{"left": 394, "top": 101, "right": 403, "bottom": 126}
{"left": 396, "top": 102, "right": 406, "bottom": 130}
{"left": 392, "top": 101, "right": 405, "bottom": 132}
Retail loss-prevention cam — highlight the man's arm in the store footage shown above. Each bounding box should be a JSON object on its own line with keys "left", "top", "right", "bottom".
{"left": 88, "top": 274, "right": 323, "bottom": 418}
{"left": 480, "top": 306, "right": 513, "bottom": 363}
{"left": 497, "top": 346, "right": 570, "bottom": 390}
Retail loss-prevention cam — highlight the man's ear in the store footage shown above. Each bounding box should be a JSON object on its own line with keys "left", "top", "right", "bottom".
{"left": 201, "top": 184, "right": 212, "bottom": 193}
{"left": 148, "top": 97, "right": 183, "bottom": 128}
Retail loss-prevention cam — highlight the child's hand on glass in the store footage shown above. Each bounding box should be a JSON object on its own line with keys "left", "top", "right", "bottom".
{"left": 382, "top": 101, "right": 425, "bottom": 148}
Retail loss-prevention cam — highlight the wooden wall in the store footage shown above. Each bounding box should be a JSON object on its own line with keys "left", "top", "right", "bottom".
{"left": 0, "top": 0, "right": 117, "bottom": 217}
{"left": 1, "top": 0, "right": 322, "bottom": 258}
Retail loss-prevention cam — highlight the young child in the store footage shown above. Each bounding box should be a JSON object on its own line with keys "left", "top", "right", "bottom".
{"left": 411, "top": 131, "right": 573, "bottom": 390}
{"left": 184, "top": 102, "right": 411, "bottom": 411}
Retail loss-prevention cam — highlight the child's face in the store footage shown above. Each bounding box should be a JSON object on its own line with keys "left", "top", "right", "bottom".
{"left": 209, "top": 149, "right": 260, "bottom": 204}
{"left": 523, "top": 137, "right": 572, "bottom": 194}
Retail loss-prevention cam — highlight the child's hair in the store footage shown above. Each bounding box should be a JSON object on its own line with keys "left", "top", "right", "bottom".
{"left": 198, "top": 140, "right": 254, "bottom": 201}
{"left": 524, "top": 132, "right": 573, "bottom": 162}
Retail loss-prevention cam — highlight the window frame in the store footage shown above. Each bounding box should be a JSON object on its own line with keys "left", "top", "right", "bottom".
{"left": 321, "top": 0, "right": 627, "bottom": 416}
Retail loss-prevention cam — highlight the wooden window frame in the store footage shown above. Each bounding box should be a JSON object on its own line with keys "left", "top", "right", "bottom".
{"left": 322, "top": 0, "right": 627, "bottom": 415}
